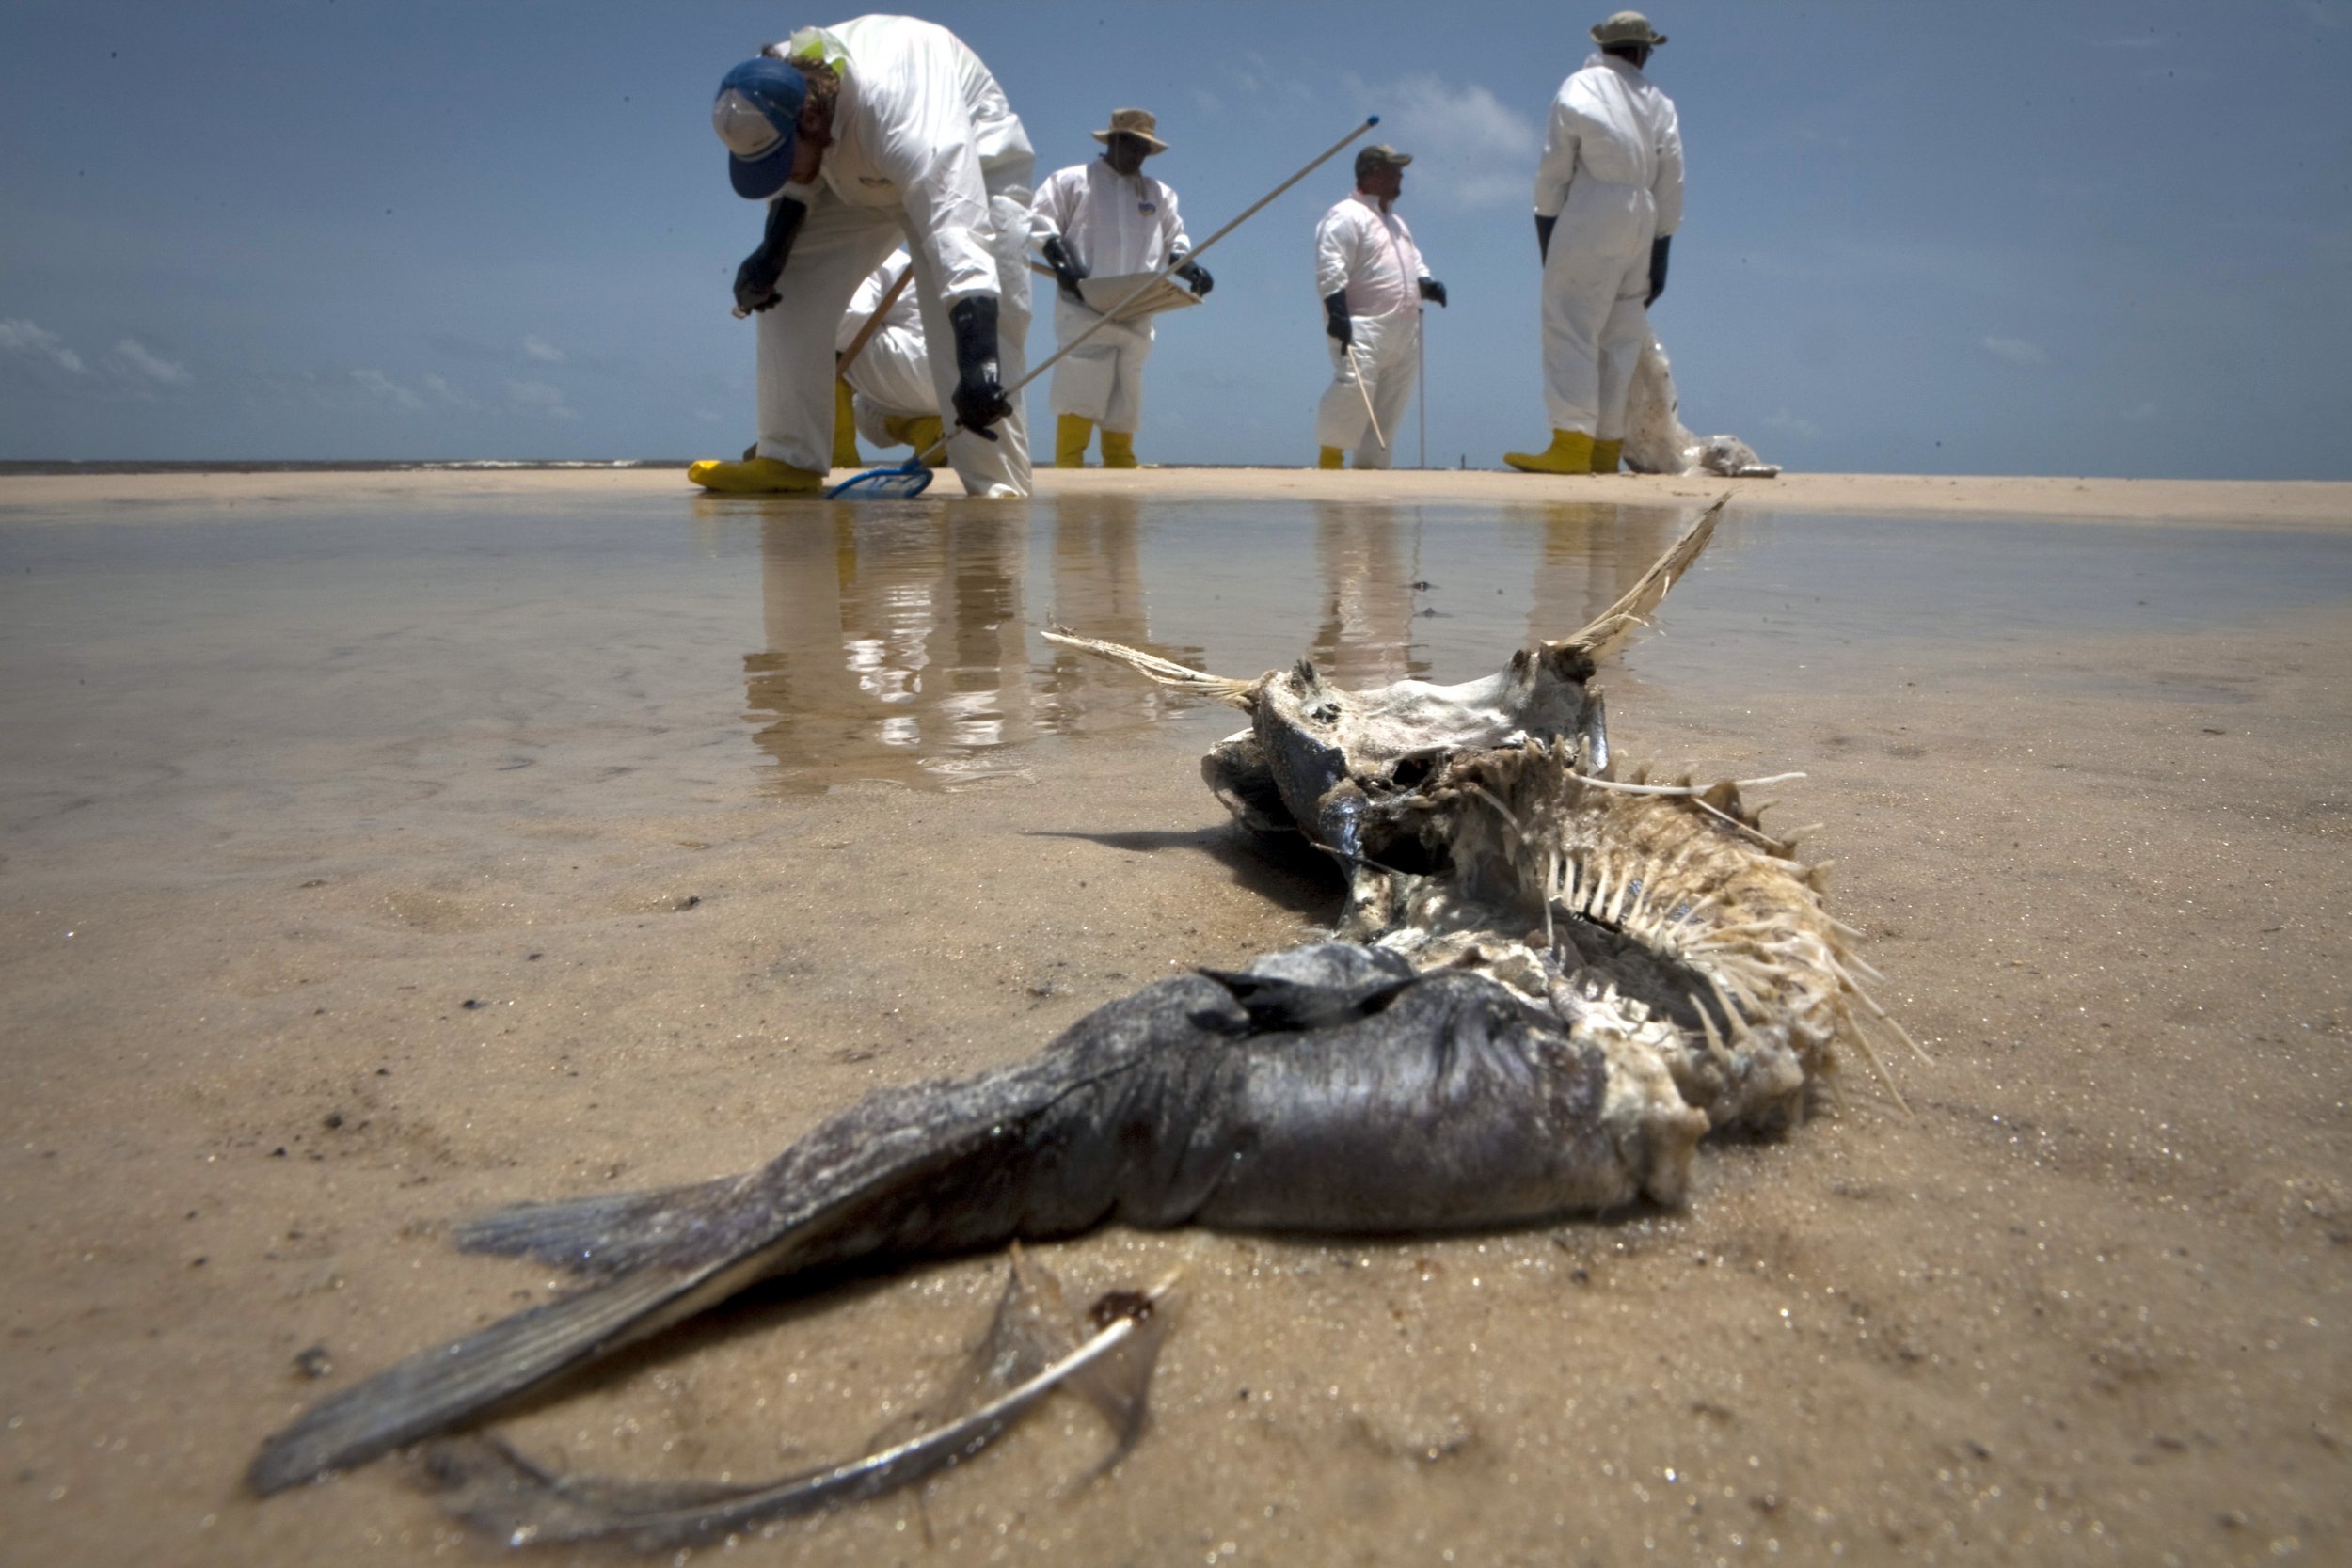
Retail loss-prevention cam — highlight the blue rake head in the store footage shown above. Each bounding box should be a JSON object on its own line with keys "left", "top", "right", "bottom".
{"left": 824, "top": 455, "right": 935, "bottom": 500}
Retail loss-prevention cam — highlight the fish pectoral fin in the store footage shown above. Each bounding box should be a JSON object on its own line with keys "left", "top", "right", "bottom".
{"left": 247, "top": 1259, "right": 721, "bottom": 1497}
{"left": 453, "top": 1176, "right": 749, "bottom": 1275}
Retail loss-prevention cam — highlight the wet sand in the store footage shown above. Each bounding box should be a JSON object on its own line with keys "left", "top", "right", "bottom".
{"left": 3, "top": 469, "right": 2349, "bottom": 1565}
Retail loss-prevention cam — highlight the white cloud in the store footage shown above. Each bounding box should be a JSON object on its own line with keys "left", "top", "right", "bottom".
{"left": 1980, "top": 335, "right": 2050, "bottom": 367}
{"left": 1764, "top": 409, "right": 1820, "bottom": 439}
{"left": 507, "top": 378, "right": 578, "bottom": 420}
{"left": 422, "top": 372, "right": 481, "bottom": 410}
{"left": 1347, "top": 75, "right": 1542, "bottom": 211}
{"left": 2090, "top": 32, "right": 2169, "bottom": 49}
{"left": 520, "top": 334, "right": 565, "bottom": 364}
{"left": 0, "top": 317, "right": 89, "bottom": 374}
{"left": 2120, "top": 401, "right": 2160, "bottom": 422}
{"left": 114, "top": 338, "right": 191, "bottom": 386}
{"left": 352, "top": 368, "right": 425, "bottom": 409}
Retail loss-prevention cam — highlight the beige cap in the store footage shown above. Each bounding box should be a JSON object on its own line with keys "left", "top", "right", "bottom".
{"left": 1354, "top": 143, "right": 1414, "bottom": 177}
{"left": 1091, "top": 107, "right": 1168, "bottom": 154}
{"left": 1592, "top": 10, "right": 1668, "bottom": 47}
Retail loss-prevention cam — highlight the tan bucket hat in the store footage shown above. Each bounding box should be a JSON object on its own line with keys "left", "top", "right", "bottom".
{"left": 1592, "top": 10, "right": 1668, "bottom": 46}
{"left": 1091, "top": 107, "right": 1168, "bottom": 154}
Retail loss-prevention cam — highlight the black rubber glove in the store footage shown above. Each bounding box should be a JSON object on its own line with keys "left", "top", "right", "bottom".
{"left": 733, "top": 195, "right": 808, "bottom": 315}
{"left": 1419, "top": 277, "right": 1447, "bottom": 308}
{"left": 1174, "top": 256, "right": 1214, "bottom": 296}
{"left": 1646, "top": 233, "right": 1671, "bottom": 307}
{"left": 1323, "top": 291, "right": 1352, "bottom": 348}
{"left": 1041, "top": 236, "right": 1087, "bottom": 305}
{"left": 1534, "top": 214, "right": 1556, "bottom": 265}
{"left": 947, "top": 295, "right": 1011, "bottom": 441}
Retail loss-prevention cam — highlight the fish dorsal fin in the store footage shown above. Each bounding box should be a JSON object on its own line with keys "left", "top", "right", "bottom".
{"left": 1549, "top": 492, "right": 1730, "bottom": 661}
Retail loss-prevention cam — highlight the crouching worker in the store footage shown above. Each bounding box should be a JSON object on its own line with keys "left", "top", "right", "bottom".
{"left": 691, "top": 17, "right": 1034, "bottom": 498}
{"left": 833, "top": 247, "right": 946, "bottom": 467}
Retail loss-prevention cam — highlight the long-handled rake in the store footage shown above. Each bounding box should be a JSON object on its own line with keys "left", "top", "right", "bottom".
{"left": 827, "top": 114, "right": 1383, "bottom": 500}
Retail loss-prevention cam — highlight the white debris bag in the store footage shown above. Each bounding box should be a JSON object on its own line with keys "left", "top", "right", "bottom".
{"left": 1623, "top": 335, "right": 1781, "bottom": 479}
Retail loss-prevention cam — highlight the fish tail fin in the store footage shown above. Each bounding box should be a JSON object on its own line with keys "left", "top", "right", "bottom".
{"left": 247, "top": 1259, "right": 724, "bottom": 1496}
{"left": 453, "top": 1177, "right": 747, "bottom": 1275}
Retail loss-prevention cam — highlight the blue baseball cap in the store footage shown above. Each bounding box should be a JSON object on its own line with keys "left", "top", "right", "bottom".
{"left": 713, "top": 57, "right": 807, "bottom": 200}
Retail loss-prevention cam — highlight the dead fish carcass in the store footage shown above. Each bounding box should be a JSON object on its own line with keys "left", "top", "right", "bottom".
{"left": 250, "top": 496, "right": 1911, "bottom": 1526}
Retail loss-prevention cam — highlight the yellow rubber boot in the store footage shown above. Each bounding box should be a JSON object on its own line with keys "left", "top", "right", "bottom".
{"left": 1316, "top": 445, "right": 1344, "bottom": 470}
{"left": 1502, "top": 429, "right": 1596, "bottom": 474}
{"left": 1591, "top": 437, "right": 1625, "bottom": 474}
{"left": 1100, "top": 429, "right": 1137, "bottom": 469}
{"left": 883, "top": 415, "right": 946, "bottom": 466}
{"left": 1055, "top": 414, "right": 1095, "bottom": 467}
{"left": 831, "top": 379, "right": 862, "bottom": 469}
{"left": 687, "top": 456, "right": 825, "bottom": 494}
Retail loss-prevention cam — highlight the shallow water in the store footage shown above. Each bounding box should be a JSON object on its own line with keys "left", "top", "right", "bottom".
{"left": 4, "top": 487, "right": 2350, "bottom": 1566}
{"left": 7, "top": 493, "right": 2347, "bottom": 804}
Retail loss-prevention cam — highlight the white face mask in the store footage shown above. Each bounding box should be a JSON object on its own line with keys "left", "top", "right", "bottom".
{"left": 712, "top": 88, "right": 785, "bottom": 158}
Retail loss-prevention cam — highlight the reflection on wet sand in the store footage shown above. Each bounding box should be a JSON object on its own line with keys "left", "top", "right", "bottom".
{"left": 1311, "top": 503, "right": 1430, "bottom": 687}
{"left": 1514, "top": 502, "right": 1674, "bottom": 646}
{"left": 740, "top": 499, "right": 1686, "bottom": 794}
{"left": 745, "top": 504, "right": 1032, "bottom": 791}
{"left": 1036, "top": 493, "right": 1207, "bottom": 735}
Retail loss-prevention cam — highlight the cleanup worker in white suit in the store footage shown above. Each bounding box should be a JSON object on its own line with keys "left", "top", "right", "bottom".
{"left": 691, "top": 17, "right": 1032, "bottom": 497}
{"left": 1032, "top": 108, "right": 1211, "bottom": 469}
{"left": 1313, "top": 144, "right": 1446, "bottom": 470}
{"left": 833, "top": 247, "right": 945, "bottom": 466}
{"left": 1505, "top": 10, "right": 1683, "bottom": 476}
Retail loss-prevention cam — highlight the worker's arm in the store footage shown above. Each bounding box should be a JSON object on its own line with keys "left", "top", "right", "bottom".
{"left": 1162, "top": 182, "right": 1211, "bottom": 295}
{"left": 1313, "top": 208, "right": 1358, "bottom": 327}
{"left": 734, "top": 190, "right": 811, "bottom": 314}
{"left": 1650, "top": 103, "right": 1685, "bottom": 243}
{"left": 1530, "top": 92, "right": 1581, "bottom": 248}
{"left": 947, "top": 296, "right": 1011, "bottom": 440}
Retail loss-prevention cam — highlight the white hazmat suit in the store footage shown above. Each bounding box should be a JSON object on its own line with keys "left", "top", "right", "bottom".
{"left": 753, "top": 16, "right": 1034, "bottom": 497}
{"left": 1313, "top": 191, "right": 1432, "bottom": 470}
{"left": 834, "top": 247, "right": 938, "bottom": 445}
{"left": 1532, "top": 51, "right": 1683, "bottom": 442}
{"left": 1031, "top": 160, "right": 1191, "bottom": 435}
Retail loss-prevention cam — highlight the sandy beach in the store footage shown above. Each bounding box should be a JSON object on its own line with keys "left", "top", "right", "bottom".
{"left": 3, "top": 467, "right": 2348, "bottom": 1566}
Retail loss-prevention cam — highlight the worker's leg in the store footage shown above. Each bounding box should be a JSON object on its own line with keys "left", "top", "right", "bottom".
{"left": 847, "top": 324, "right": 938, "bottom": 429}
{"left": 751, "top": 200, "right": 899, "bottom": 475}
{"left": 1346, "top": 313, "right": 1411, "bottom": 470}
{"left": 1536, "top": 239, "right": 1630, "bottom": 439}
{"left": 832, "top": 378, "right": 862, "bottom": 469}
{"left": 1099, "top": 324, "right": 1152, "bottom": 466}
{"left": 1362, "top": 315, "right": 1419, "bottom": 469}
{"left": 1506, "top": 232, "right": 1638, "bottom": 475}
{"left": 1047, "top": 293, "right": 1115, "bottom": 465}
{"left": 1314, "top": 337, "right": 1371, "bottom": 461}
{"left": 1056, "top": 414, "right": 1095, "bottom": 467}
{"left": 1591, "top": 245, "right": 1655, "bottom": 471}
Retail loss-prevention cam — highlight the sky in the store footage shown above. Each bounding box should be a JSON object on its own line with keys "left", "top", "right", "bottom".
{"left": 2, "top": 1, "right": 2347, "bottom": 477}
